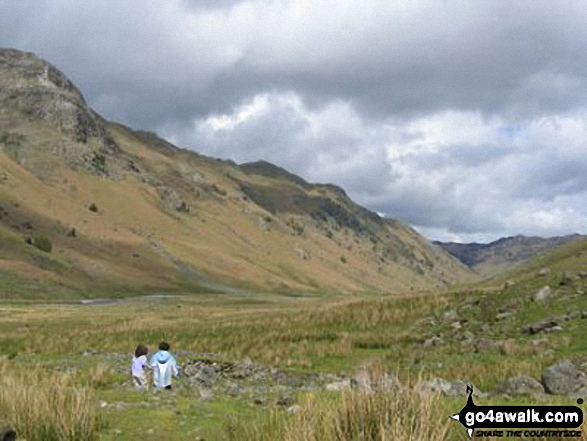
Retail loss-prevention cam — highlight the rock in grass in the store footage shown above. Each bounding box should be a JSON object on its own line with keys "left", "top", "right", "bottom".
{"left": 534, "top": 286, "right": 552, "bottom": 302}
{"left": 325, "top": 379, "right": 352, "bottom": 392}
{"left": 0, "top": 426, "right": 16, "bottom": 441}
{"left": 495, "top": 375, "right": 544, "bottom": 396}
{"left": 416, "top": 378, "right": 469, "bottom": 397}
{"left": 542, "top": 360, "right": 586, "bottom": 395}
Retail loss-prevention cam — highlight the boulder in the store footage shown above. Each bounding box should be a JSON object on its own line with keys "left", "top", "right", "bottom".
{"left": 287, "top": 405, "right": 302, "bottom": 414}
{"left": 534, "top": 286, "right": 552, "bottom": 302}
{"left": 423, "top": 335, "right": 443, "bottom": 348}
{"left": 194, "top": 365, "right": 217, "bottom": 386}
{"left": 500, "top": 339, "right": 517, "bottom": 355}
{"left": 474, "top": 339, "right": 499, "bottom": 353}
{"left": 416, "top": 378, "right": 469, "bottom": 397}
{"left": 496, "top": 311, "right": 513, "bottom": 321}
{"left": 542, "top": 360, "right": 586, "bottom": 395}
{"left": 443, "top": 310, "right": 459, "bottom": 321}
{"left": 352, "top": 367, "right": 400, "bottom": 393}
{"left": 495, "top": 375, "right": 544, "bottom": 396}
{"left": 559, "top": 272, "right": 574, "bottom": 286}
{"left": 325, "top": 379, "right": 352, "bottom": 392}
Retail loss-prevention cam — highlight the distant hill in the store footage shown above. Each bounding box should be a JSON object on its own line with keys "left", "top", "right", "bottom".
{"left": 435, "top": 234, "right": 585, "bottom": 277}
{"left": 0, "top": 48, "right": 472, "bottom": 299}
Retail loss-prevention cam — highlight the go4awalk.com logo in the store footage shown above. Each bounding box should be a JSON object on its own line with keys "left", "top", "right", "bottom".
{"left": 450, "top": 386, "right": 584, "bottom": 438}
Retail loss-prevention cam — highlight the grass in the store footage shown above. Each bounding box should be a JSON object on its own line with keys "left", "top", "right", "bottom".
{"left": 226, "top": 380, "right": 451, "bottom": 441}
{"left": 0, "top": 359, "right": 100, "bottom": 441}
{"left": 0, "top": 239, "right": 585, "bottom": 439}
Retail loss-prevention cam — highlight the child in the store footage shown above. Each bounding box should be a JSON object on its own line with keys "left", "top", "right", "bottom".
{"left": 131, "top": 344, "right": 150, "bottom": 390}
{"left": 150, "top": 341, "right": 179, "bottom": 389}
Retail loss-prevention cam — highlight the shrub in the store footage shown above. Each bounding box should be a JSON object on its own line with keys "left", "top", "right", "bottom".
{"left": 88, "top": 203, "right": 98, "bottom": 213}
{"left": 33, "top": 235, "right": 52, "bottom": 253}
{"left": 340, "top": 255, "right": 347, "bottom": 264}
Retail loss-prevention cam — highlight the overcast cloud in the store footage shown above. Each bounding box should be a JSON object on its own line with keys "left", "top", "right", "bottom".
{"left": 2, "top": 0, "right": 587, "bottom": 242}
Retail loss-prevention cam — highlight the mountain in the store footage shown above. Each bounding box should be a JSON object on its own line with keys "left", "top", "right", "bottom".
{"left": 434, "top": 234, "right": 584, "bottom": 278}
{"left": 0, "top": 48, "right": 472, "bottom": 299}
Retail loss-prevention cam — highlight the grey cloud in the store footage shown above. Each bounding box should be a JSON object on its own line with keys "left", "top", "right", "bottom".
{"left": 2, "top": 0, "right": 587, "bottom": 241}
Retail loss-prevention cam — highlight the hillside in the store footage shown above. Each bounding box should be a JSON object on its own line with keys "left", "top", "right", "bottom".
{"left": 434, "top": 234, "right": 584, "bottom": 278}
{"left": 0, "top": 48, "right": 472, "bottom": 299}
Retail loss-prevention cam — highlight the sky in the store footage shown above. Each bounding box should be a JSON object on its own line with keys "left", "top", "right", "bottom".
{"left": 2, "top": 0, "right": 587, "bottom": 243}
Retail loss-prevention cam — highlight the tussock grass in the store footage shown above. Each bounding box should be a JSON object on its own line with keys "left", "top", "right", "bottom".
{"left": 0, "top": 359, "right": 99, "bottom": 441}
{"left": 226, "top": 371, "right": 451, "bottom": 441}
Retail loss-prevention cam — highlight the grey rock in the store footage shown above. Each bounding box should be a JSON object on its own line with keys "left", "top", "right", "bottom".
{"left": 416, "top": 378, "right": 472, "bottom": 397}
{"left": 199, "top": 388, "right": 214, "bottom": 401}
{"left": 325, "top": 379, "right": 352, "bottom": 392}
{"left": 276, "top": 396, "right": 294, "bottom": 407}
{"left": 194, "top": 365, "right": 217, "bottom": 386}
{"left": 542, "top": 360, "right": 586, "bottom": 395}
{"left": 287, "top": 405, "right": 302, "bottom": 414}
{"left": 496, "top": 311, "right": 513, "bottom": 321}
{"left": 534, "top": 286, "right": 552, "bottom": 302}
{"left": 474, "top": 339, "right": 499, "bottom": 353}
{"left": 423, "top": 335, "right": 443, "bottom": 347}
{"left": 495, "top": 375, "right": 545, "bottom": 396}
{"left": 443, "top": 309, "right": 459, "bottom": 321}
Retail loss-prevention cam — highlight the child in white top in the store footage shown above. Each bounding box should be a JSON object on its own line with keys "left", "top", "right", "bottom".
{"left": 131, "top": 344, "right": 150, "bottom": 390}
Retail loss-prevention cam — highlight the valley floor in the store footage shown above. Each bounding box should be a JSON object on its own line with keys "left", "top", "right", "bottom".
{"left": 2, "top": 265, "right": 587, "bottom": 440}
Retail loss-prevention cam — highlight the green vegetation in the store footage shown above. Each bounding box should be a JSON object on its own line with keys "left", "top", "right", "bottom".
{"left": 0, "top": 359, "right": 99, "bottom": 440}
{"left": 33, "top": 234, "right": 53, "bottom": 253}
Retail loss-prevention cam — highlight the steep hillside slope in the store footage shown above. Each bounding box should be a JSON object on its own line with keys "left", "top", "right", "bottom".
{"left": 435, "top": 234, "right": 584, "bottom": 277}
{"left": 0, "top": 48, "right": 472, "bottom": 298}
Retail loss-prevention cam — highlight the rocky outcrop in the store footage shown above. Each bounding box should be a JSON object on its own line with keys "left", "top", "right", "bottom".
{"left": 0, "top": 48, "right": 118, "bottom": 174}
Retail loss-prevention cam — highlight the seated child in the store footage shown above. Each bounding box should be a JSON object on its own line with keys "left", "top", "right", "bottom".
{"left": 150, "top": 341, "right": 179, "bottom": 389}
{"left": 131, "top": 344, "right": 150, "bottom": 390}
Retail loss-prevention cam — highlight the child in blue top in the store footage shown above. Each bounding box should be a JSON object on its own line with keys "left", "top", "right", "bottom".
{"left": 150, "top": 341, "right": 179, "bottom": 389}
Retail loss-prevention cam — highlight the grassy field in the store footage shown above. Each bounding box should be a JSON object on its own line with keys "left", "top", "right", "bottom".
{"left": 0, "top": 240, "right": 586, "bottom": 440}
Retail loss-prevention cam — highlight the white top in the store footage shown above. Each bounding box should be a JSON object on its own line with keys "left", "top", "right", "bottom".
{"left": 131, "top": 355, "right": 147, "bottom": 377}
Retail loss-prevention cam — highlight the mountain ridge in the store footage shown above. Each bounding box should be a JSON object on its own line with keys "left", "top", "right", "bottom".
{"left": 435, "top": 234, "right": 584, "bottom": 277}
{"left": 0, "top": 48, "right": 472, "bottom": 298}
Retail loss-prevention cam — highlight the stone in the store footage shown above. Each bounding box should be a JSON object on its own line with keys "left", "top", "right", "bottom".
{"left": 534, "top": 286, "right": 552, "bottom": 302}
{"left": 199, "top": 389, "right": 214, "bottom": 401}
{"left": 352, "top": 367, "right": 400, "bottom": 393}
{"left": 293, "top": 248, "right": 310, "bottom": 260}
{"left": 451, "top": 321, "right": 462, "bottom": 330}
{"left": 500, "top": 339, "right": 516, "bottom": 355}
{"left": 276, "top": 396, "right": 294, "bottom": 407}
{"left": 287, "top": 405, "right": 302, "bottom": 414}
{"left": 423, "top": 335, "right": 443, "bottom": 347}
{"left": 194, "top": 365, "right": 218, "bottom": 386}
{"left": 559, "top": 272, "right": 574, "bottom": 286}
{"left": 474, "top": 339, "right": 499, "bottom": 353}
{"left": 496, "top": 311, "right": 513, "bottom": 321}
{"left": 416, "top": 378, "right": 469, "bottom": 397}
{"left": 495, "top": 375, "right": 544, "bottom": 396}
{"left": 325, "top": 379, "right": 352, "bottom": 392}
{"left": 443, "top": 310, "right": 459, "bottom": 321}
{"left": 523, "top": 318, "right": 560, "bottom": 334}
{"left": 542, "top": 360, "right": 586, "bottom": 395}
{"left": 538, "top": 268, "right": 550, "bottom": 276}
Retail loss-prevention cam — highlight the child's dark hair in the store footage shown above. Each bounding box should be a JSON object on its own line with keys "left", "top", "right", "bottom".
{"left": 158, "top": 341, "right": 170, "bottom": 351}
{"left": 135, "top": 344, "right": 149, "bottom": 358}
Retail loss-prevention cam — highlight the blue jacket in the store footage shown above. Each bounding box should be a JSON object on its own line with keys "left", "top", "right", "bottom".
{"left": 150, "top": 350, "right": 179, "bottom": 388}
